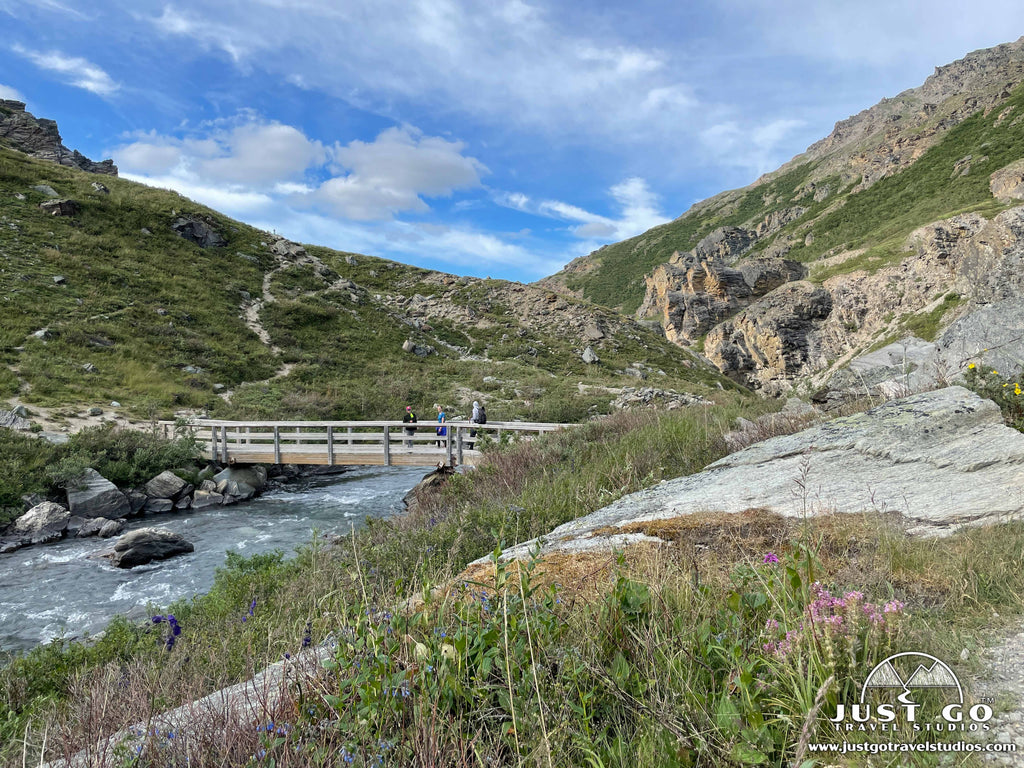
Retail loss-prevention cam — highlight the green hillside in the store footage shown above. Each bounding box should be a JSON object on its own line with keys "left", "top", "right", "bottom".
{"left": 0, "top": 148, "right": 735, "bottom": 424}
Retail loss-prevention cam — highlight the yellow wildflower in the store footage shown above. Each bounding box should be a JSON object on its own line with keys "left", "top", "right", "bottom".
{"left": 967, "top": 363, "right": 976, "bottom": 370}
{"left": 992, "top": 370, "right": 999, "bottom": 376}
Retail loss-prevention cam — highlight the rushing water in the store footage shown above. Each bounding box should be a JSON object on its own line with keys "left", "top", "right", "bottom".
{"left": 0, "top": 465, "right": 427, "bottom": 653}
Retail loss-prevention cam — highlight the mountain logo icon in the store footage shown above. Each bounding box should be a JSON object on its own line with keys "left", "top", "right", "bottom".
{"left": 860, "top": 652, "right": 962, "bottom": 704}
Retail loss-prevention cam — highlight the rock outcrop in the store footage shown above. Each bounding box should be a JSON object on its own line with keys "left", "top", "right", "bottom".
{"left": 704, "top": 282, "right": 833, "bottom": 394}
{"left": 0, "top": 100, "right": 117, "bottom": 175}
{"left": 478, "top": 387, "right": 1024, "bottom": 568}
{"left": 171, "top": 216, "right": 227, "bottom": 248}
{"left": 637, "top": 252, "right": 806, "bottom": 346}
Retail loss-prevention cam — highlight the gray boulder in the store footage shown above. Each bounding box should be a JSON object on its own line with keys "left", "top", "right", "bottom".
{"left": 39, "top": 199, "right": 79, "bottom": 216}
{"left": 75, "top": 517, "right": 111, "bottom": 537}
{"left": 581, "top": 346, "right": 600, "bottom": 364}
{"left": 143, "top": 498, "right": 174, "bottom": 513}
{"left": 67, "top": 469, "right": 130, "bottom": 519}
{"left": 0, "top": 409, "right": 32, "bottom": 430}
{"left": 479, "top": 387, "right": 1024, "bottom": 567}
{"left": 110, "top": 528, "right": 194, "bottom": 569}
{"left": 213, "top": 466, "right": 267, "bottom": 497}
{"left": 12, "top": 501, "right": 69, "bottom": 537}
{"left": 143, "top": 471, "right": 188, "bottom": 500}
{"left": 98, "top": 519, "right": 124, "bottom": 538}
{"left": 172, "top": 217, "right": 226, "bottom": 248}
{"left": 191, "top": 490, "right": 224, "bottom": 509}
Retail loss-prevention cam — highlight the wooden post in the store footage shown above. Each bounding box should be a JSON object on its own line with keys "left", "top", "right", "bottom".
{"left": 383, "top": 426, "right": 391, "bottom": 466}
{"left": 327, "top": 426, "right": 334, "bottom": 466}
{"left": 245, "top": 426, "right": 251, "bottom": 445}
{"left": 457, "top": 427, "right": 464, "bottom": 466}
{"left": 446, "top": 428, "right": 453, "bottom": 466}
{"left": 274, "top": 426, "right": 281, "bottom": 464}
{"left": 347, "top": 426, "right": 353, "bottom": 446}
{"left": 221, "top": 426, "right": 229, "bottom": 464}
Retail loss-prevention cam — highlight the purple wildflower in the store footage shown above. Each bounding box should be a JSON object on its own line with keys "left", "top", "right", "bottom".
{"left": 763, "top": 552, "right": 780, "bottom": 564}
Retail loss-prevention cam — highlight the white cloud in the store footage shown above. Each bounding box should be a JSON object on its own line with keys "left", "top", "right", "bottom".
{"left": 700, "top": 118, "right": 805, "bottom": 175}
{"left": 309, "top": 125, "right": 486, "bottom": 220}
{"left": 114, "top": 119, "right": 327, "bottom": 186}
{"left": 199, "top": 123, "right": 326, "bottom": 185}
{"left": 13, "top": 45, "right": 119, "bottom": 95}
{"left": 120, "top": 171, "right": 276, "bottom": 216}
{"left": 0, "top": 83, "right": 23, "bottom": 100}
{"left": 140, "top": 0, "right": 698, "bottom": 142}
{"left": 497, "top": 177, "right": 670, "bottom": 242}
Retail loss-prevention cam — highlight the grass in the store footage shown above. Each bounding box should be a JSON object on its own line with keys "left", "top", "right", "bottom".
{"left": 3, "top": 393, "right": 1024, "bottom": 766}
{"left": 0, "top": 147, "right": 735, "bottom": 423}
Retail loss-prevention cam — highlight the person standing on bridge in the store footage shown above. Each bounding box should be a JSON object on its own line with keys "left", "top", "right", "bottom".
{"left": 468, "top": 400, "right": 485, "bottom": 450}
{"left": 402, "top": 405, "right": 418, "bottom": 448}
{"left": 434, "top": 403, "right": 447, "bottom": 448}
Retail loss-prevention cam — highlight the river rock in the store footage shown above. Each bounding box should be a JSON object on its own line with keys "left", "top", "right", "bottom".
{"left": 143, "top": 498, "right": 174, "bottom": 513}
{"left": 110, "top": 528, "right": 194, "bottom": 569}
{"left": 12, "top": 501, "right": 70, "bottom": 536}
{"left": 403, "top": 466, "right": 455, "bottom": 513}
{"left": 143, "top": 471, "right": 189, "bottom": 500}
{"left": 191, "top": 490, "right": 223, "bottom": 509}
{"left": 127, "top": 491, "right": 148, "bottom": 515}
{"left": 75, "top": 517, "right": 111, "bottom": 537}
{"left": 479, "top": 387, "right": 1024, "bottom": 567}
{"left": 98, "top": 519, "right": 124, "bottom": 538}
{"left": 67, "top": 469, "right": 130, "bottom": 519}
{"left": 213, "top": 466, "right": 267, "bottom": 498}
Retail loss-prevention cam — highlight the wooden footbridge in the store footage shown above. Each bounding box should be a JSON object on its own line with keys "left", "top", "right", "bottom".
{"left": 163, "top": 420, "right": 568, "bottom": 468}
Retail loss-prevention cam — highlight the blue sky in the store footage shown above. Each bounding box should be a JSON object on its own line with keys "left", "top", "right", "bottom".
{"left": 2, "top": 1, "right": 1024, "bottom": 281}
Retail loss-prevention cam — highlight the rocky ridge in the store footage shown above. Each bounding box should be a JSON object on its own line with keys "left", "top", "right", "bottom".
{"left": 0, "top": 99, "right": 117, "bottom": 175}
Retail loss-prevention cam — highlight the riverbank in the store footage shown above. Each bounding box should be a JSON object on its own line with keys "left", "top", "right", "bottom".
{"left": 5, "top": 393, "right": 1024, "bottom": 766}
{"left": 0, "top": 465, "right": 424, "bottom": 653}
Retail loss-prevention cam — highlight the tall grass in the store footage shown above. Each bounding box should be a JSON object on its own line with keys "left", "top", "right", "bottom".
{"left": 4, "top": 396, "right": 1024, "bottom": 766}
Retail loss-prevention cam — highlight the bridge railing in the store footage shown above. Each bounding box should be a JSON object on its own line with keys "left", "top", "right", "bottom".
{"left": 157, "top": 419, "right": 567, "bottom": 467}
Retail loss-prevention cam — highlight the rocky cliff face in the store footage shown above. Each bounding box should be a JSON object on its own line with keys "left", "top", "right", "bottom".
{"left": 547, "top": 36, "right": 1024, "bottom": 398}
{"left": 0, "top": 100, "right": 117, "bottom": 175}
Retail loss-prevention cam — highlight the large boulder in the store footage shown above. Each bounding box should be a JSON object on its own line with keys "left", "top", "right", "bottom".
{"left": 143, "top": 471, "right": 189, "bottom": 500}
{"left": 66, "top": 469, "right": 130, "bottom": 519}
{"left": 12, "top": 501, "right": 70, "bottom": 538}
{"left": 213, "top": 466, "right": 267, "bottom": 499}
{"left": 109, "top": 528, "right": 194, "bottom": 569}
{"left": 171, "top": 216, "right": 226, "bottom": 248}
{"left": 479, "top": 387, "right": 1024, "bottom": 567}
{"left": 0, "top": 409, "right": 32, "bottom": 430}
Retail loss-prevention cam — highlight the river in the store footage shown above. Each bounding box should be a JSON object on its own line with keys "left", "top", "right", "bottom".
{"left": 0, "top": 465, "right": 426, "bottom": 653}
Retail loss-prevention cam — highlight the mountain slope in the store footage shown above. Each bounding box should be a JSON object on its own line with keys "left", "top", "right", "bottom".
{"left": 541, "top": 36, "right": 1024, "bottom": 314}
{"left": 540, "top": 36, "right": 1024, "bottom": 398}
{"left": 0, "top": 143, "right": 735, "bottom": 426}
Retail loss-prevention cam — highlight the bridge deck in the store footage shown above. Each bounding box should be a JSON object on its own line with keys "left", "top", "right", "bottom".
{"left": 162, "top": 419, "right": 566, "bottom": 468}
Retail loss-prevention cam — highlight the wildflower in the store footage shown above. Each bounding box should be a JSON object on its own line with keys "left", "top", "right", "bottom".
{"left": 993, "top": 370, "right": 999, "bottom": 375}
{"left": 968, "top": 363, "right": 976, "bottom": 370}
{"left": 763, "top": 552, "right": 779, "bottom": 564}
{"left": 764, "top": 618, "right": 779, "bottom": 631}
